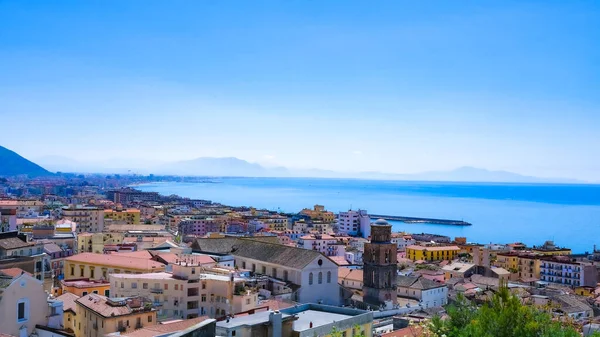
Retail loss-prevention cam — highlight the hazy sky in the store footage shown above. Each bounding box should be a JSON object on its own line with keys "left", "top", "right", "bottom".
{"left": 1, "top": 1, "right": 599, "bottom": 180}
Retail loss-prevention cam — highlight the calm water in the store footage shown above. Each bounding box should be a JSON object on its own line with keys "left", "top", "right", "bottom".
{"left": 136, "top": 178, "right": 600, "bottom": 253}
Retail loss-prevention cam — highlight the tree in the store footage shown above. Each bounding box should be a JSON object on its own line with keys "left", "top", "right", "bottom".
{"left": 424, "top": 287, "right": 600, "bottom": 337}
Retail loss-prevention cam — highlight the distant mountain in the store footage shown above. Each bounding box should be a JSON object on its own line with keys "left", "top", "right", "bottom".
{"left": 0, "top": 146, "right": 52, "bottom": 177}
{"left": 32, "top": 154, "right": 586, "bottom": 183}
{"left": 156, "top": 157, "right": 283, "bottom": 177}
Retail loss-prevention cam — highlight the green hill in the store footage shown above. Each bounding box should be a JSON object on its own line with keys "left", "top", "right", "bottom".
{"left": 0, "top": 146, "right": 52, "bottom": 177}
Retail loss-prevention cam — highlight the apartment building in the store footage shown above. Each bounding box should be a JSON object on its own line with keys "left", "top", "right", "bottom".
{"left": 63, "top": 253, "right": 165, "bottom": 281}
{"left": 406, "top": 245, "right": 461, "bottom": 262}
{"left": 0, "top": 208, "right": 17, "bottom": 232}
{"left": 298, "top": 233, "right": 345, "bottom": 257}
{"left": 104, "top": 207, "right": 141, "bottom": 225}
{"left": 390, "top": 233, "right": 416, "bottom": 252}
{"left": 300, "top": 205, "right": 335, "bottom": 223}
{"left": 540, "top": 256, "right": 598, "bottom": 287}
{"left": 77, "top": 232, "right": 124, "bottom": 253}
{"left": 0, "top": 231, "right": 49, "bottom": 281}
{"left": 397, "top": 275, "right": 448, "bottom": 308}
{"left": 62, "top": 205, "right": 105, "bottom": 233}
{"left": 337, "top": 209, "right": 370, "bottom": 238}
{"left": 109, "top": 261, "right": 259, "bottom": 321}
{"left": 495, "top": 252, "right": 541, "bottom": 282}
{"left": 75, "top": 295, "right": 157, "bottom": 337}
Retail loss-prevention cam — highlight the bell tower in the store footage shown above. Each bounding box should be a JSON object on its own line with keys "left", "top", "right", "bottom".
{"left": 363, "top": 219, "right": 397, "bottom": 307}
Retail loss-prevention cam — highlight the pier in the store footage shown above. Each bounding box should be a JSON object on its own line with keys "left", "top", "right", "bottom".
{"left": 370, "top": 214, "right": 472, "bottom": 226}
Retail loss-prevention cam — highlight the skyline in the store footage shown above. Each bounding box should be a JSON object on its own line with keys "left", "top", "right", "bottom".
{"left": 1, "top": 1, "right": 599, "bottom": 181}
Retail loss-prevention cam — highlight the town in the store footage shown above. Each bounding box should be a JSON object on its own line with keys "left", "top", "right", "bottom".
{"left": 1, "top": 174, "right": 600, "bottom": 337}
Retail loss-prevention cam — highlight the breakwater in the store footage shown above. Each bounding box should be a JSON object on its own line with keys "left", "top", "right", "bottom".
{"left": 370, "top": 214, "right": 472, "bottom": 226}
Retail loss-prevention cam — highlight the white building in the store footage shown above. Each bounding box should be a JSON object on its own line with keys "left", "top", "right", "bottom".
{"left": 391, "top": 234, "right": 416, "bottom": 252}
{"left": 298, "top": 234, "right": 345, "bottom": 257}
{"left": 337, "top": 209, "right": 370, "bottom": 238}
{"left": 397, "top": 275, "right": 448, "bottom": 308}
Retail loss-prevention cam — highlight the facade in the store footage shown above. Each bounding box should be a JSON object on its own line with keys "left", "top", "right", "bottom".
{"left": 104, "top": 208, "right": 141, "bottom": 225}
{"left": 298, "top": 234, "right": 345, "bottom": 257}
{"left": 62, "top": 278, "right": 111, "bottom": 297}
{"left": 62, "top": 206, "right": 105, "bottom": 233}
{"left": 55, "top": 292, "right": 80, "bottom": 333}
{"left": 0, "top": 208, "right": 17, "bottom": 232}
{"left": 406, "top": 245, "right": 460, "bottom": 262}
{"left": 337, "top": 209, "right": 370, "bottom": 238}
{"left": 75, "top": 294, "right": 157, "bottom": 337}
{"left": 539, "top": 256, "right": 597, "bottom": 287}
{"left": 390, "top": 233, "right": 416, "bottom": 252}
{"left": 63, "top": 253, "right": 165, "bottom": 281}
{"left": 397, "top": 275, "right": 448, "bottom": 308}
{"left": 363, "top": 219, "right": 397, "bottom": 308}
{"left": 338, "top": 267, "right": 363, "bottom": 290}
{"left": 0, "top": 231, "right": 50, "bottom": 281}
{"left": 231, "top": 239, "right": 340, "bottom": 305}
{"left": 0, "top": 273, "right": 48, "bottom": 337}
{"left": 77, "top": 232, "right": 124, "bottom": 254}
{"left": 109, "top": 263, "right": 259, "bottom": 321}
{"left": 495, "top": 252, "right": 541, "bottom": 281}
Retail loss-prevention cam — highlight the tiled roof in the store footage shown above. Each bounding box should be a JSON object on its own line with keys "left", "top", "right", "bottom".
{"left": 191, "top": 236, "right": 279, "bottom": 254}
{"left": 407, "top": 245, "right": 460, "bottom": 251}
{"left": 65, "top": 253, "right": 165, "bottom": 270}
{"left": 122, "top": 317, "right": 209, "bottom": 337}
{"left": 338, "top": 267, "right": 363, "bottom": 282}
{"left": 56, "top": 292, "right": 80, "bottom": 313}
{"left": 329, "top": 256, "right": 349, "bottom": 266}
{"left": 0, "top": 237, "right": 34, "bottom": 250}
{"left": 231, "top": 239, "right": 324, "bottom": 270}
{"left": 111, "top": 250, "right": 154, "bottom": 259}
{"left": 397, "top": 275, "right": 444, "bottom": 290}
{"left": 44, "top": 242, "right": 63, "bottom": 254}
{"left": 76, "top": 294, "right": 151, "bottom": 318}
{"left": 381, "top": 326, "right": 423, "bottom": 337}
{"left": 0, "top": 267, "right": 32, "bottom": 278}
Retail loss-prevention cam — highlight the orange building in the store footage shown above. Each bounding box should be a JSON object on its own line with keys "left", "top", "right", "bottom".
{"left": 61, "top": 278, "right": 111, "bottom": 297}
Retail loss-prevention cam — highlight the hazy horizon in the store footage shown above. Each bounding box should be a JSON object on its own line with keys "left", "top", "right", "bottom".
{"left": 1, "top": 1, "right": 599, "bottom": 180}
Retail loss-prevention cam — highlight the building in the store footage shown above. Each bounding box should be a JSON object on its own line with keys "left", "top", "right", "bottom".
{"left": 363, "top": 219, "right": 397, "bottom": 308}
{"left": 0, "top": 208, "right": 17, "bottom": 232}
{"left": 298, "top": 233, "right": 345, "bottom": 257}
{"left": 0, "top": 231, "right": 50, "bottom": 281}
{"left": 442, "top": 262, "right": 476, "bottom": 280}
{"left": 63, "top": 253, "right": 165, "bottom": 281}
{"left": 532, "top": 241, "right": 572, "bottom": 256}
{"left": 116, "top": 317, "right": 216, "bottom": 337}
{"left": 300, "top": 205, "right": 335, "bottom": 224}
{"left": 540, "top": 256, "right": 597, "bottom": 287}
{"left": 77, "top": 232, "right": 124, "bottom": 254}
{"left": 226, "top": 239, "right": 340, "bottom": 305}
{"left": 106, "top": 188, "right": 160, "bottom": 205}
{"left": 216, "top": 304, "right": 373, "bottom": 337}
{"left": 405, "top": 245, "right": 461, "bottom": 262}
{"left": 75, "top": 294, "right": 157, "bottom": 337}
{"left": 62, "top": 205, "right": 105, "bottom": 233}
{"left": 55, "top": 292, "right": 80, "bottom": 333}
{"left": 390, "top": 233, "right": 416, "bottom": 252}
{"left": 104, "top": 207, "right": 141, "bottom": 225}
{"left": 0, "top": 199, "right": 45, "bottom": 217}
{"left": 338, "top": 267, "right": 363, "bottom": 290}
{"left": 495, "top": 252, "right": 541, "bottom": 282}
{"left": 337, "top": 209, "right": 371, "bottom": 238}
{"left": 396, "top": 275, "right": 448, "bottom": 308}
{"left": 109, "top": 261, "right": 259, "bottom": 321}
{"left": 62, "top": 278, "right": 111, "bottom": 297}
{"left": 0, "top": 272, "right": 48, "bottom": 337}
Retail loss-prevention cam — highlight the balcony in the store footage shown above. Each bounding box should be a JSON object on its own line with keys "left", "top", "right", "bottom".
{"left": 150, "top": 288, "right": 163, "bottom": 294}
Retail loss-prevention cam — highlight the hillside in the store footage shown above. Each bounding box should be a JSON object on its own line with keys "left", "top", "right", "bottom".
{"left": 0, "top": 146, "right": 52, "bottom": 177}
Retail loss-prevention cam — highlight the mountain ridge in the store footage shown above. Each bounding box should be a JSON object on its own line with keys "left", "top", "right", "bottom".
{"left": 34, "top": 155, "right": 587, "bottom": 183}
{"left": 0, "top": 146, "right": 52, "bottom": 177}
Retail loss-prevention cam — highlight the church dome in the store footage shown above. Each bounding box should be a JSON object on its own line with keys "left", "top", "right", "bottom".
{"left": 374, "top": 218, "right": 389, "bottom": 226}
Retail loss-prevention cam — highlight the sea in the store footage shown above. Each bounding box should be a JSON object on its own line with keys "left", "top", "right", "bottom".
{"left": 135, "top": 178, "right": 600, "bottom": 254}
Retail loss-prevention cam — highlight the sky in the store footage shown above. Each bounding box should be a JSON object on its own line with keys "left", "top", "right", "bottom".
{"left": 0, "top": 1, "right": 599, "bottom": 180}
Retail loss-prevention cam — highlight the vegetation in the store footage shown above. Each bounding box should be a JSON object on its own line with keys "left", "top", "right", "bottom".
{"left": 418, "top": 287, "right": 600, "bottom": 337}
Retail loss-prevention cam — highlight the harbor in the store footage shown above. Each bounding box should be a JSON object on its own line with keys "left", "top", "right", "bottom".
{"left": 370, "top": 214, "right": 472, "bottom": 226}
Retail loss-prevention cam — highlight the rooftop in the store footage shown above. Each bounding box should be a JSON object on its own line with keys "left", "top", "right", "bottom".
{"left": 65, "top": 253, "right": 165, "bottom": 270}
{"left": 122, "top": 317, "right": 210, "bottom": 337}
{"left": 55, "top": 292, "right": 80, "bottom": 313}
{"left": 292, "top": 309, "right": 352, "bottom": 331}
{"left": 76, "top": 294, "right": 153, "bottom": 318}
{"left": 62, "top": 278, "right": 110, "bottom": 288}
{"left": 216, "top": 310, "right": 292, "bottom": 329}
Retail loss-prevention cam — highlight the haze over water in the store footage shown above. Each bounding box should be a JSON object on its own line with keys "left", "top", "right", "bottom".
{"left": 136, "top": 178, "right": 600, "bottom": 254}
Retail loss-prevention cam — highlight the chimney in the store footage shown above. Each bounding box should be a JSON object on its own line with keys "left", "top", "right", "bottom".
{"left": 269, "top": 311, "right": 283, "bottom": 337}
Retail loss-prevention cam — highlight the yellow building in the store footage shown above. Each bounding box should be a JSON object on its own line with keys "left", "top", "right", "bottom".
{"left": 64, "top": 253, "right": 165, "bottom": 281}
{"left": 104, "top": 207, "right": 141, "bottom": 225}
{"left": 77, "top": 232, "right": 124, "bottom": 254}
{"left": 75, "top": 294, "right": 157, "bottom": 337}
{"left": 495, "top": 252, "right": 541, "bottom": 281}
{"left": 300, "top": 205, "right": 335, "bottom": 223}
{"left": 55, "top": 292, "right": 80, "bottom": 333}
{"left": 406, "top": 245, "right": 460, "bottom": 261}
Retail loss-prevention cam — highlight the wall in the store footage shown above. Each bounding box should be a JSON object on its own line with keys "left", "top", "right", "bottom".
{"left": 0, "top": 275, "right": 48, "bottom": 337}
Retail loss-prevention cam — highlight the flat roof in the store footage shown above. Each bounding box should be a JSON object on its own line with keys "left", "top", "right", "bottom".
{"left": 217, "top": 311, "right": 292, "bottom": 329}
{"left": 293, "top": 310, "right": 352, "bottom": 331}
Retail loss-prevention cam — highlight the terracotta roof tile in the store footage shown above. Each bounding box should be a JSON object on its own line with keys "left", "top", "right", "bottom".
{"left": 0, "top": 267, "right": 31, "bottom": 277}
{"left": 65, "top": 253, "right": 165, "bottom": 270}
{"left": 56, "top": 292, "right": 80, "bottom": 313}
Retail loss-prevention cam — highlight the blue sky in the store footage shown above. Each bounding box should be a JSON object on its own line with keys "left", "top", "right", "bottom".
{"left": 1, "top": 1, "right": 599, "bottom": 180}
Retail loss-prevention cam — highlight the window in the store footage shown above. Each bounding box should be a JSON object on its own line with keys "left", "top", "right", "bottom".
{"left": 17, "top": 299, "right": 28, "bottom": 322}
{"left": 191, "top": 268, "right": 196, "bottom": 274}
{"left": 318, "top": 272, "right": 323, "bottom": 284}
{"left": 201, "top": 294, "right": 206, "bottom": 302}
{"left": 284, "top": 270, "right": 289, "bottom": 281}
{"left": 148, "top": 315, "right": 152, "bottom": 323}
{"left": 132, "top": 282, "right": 137, "bottom": 289}
{"left": 327, "top": 271, "right": 332, "bottom": 283}
{"left": 82, "top": 291, "right": 88, "bottom": 296}
{"left": 80, "top": 267, "right": 84, "bottom": 277}
{"left": 121, "top": 282, "right": 124, "bottom": 288}
{"left": 309, "top": 272, "right": 313, "bottom": 285}
{"left": 164, "top": 284, "right": 168, "bottom": 290}
{"left": 242, "top": 261, "right": 246, "bottom": 269}
{"left": 104, "top": 290, "right": 110, "bottom": 297}
{"left": 202, "top": 282, "right": 206, "bottom": 289}
{"left": 92, "top": 290, "right": 98, "bottom": 294}
{"left": 70, "top": 266, "right": 74, "bottom": 276}
{"left": 143, "top": 283, "right": 148, "bottom": 289}
{"left": 246, "top": 298, "right": 251, "bottom": 305}
{"left": 272, "top": 268, "right": 277, "bottom": 278}
{"left": 90, "top": 267, "right": 95, "bottom": 278}
{"left": 262, "top": 266, "right": 266, "bottom": 274}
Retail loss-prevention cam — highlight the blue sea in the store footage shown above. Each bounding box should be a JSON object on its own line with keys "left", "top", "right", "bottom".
{"left": 136, "top": 178, "right": 600, "bottom": 254}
